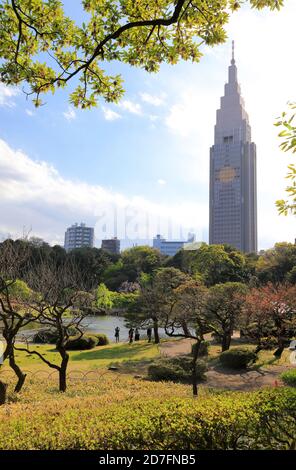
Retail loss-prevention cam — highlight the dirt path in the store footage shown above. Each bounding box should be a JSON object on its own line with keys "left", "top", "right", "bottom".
{"left": 159, "top": 338, "right": 195, "bottom": 357}
{"left": 159, "top": 338, "right": 293, "bottom": 391}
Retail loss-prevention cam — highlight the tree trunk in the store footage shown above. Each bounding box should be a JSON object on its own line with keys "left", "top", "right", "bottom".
{"left": 153, "top": 318, "right": 160, "bottom": 344}
{"left": 273, "top": 345, "right": 285, "bottom": 358}
{"left": 221, "top": 333, "right": 231, "bottom": 352}
{"left": 192, "top": 340, "right": 201, "bottom": 397}
{"left": 9, "top": 353, "right": 26, "bottom": 393}
{"left": 181, "top": 320, "right": 190, "bottom": 337}
{"left": 58, "top": 350, "right": 69, "bottom": 392}
{"left": 0, "top": 381, "right": 7, "bottom": 405}
{"left": 255, "top": 344, "right": 263, "bottom": 354}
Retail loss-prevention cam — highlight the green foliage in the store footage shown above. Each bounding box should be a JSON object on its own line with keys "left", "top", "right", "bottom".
{"left": 0, "top": 383, "right": 294, "bottom": 450}
{"left": 281, "top": 369, "right": 296, "bottom": 387}
{"left": 206, "top": 282, "right": 248, "bottom": 350}
{"left": 93, "top": 333, "right": 109, "bottom": 346}
{"left": 169, "top": 244, "right": 249, "bottom": 286}
{"left": 148, "top": 356, "right": 207, "bottom": 383}
{"left": 68, "top": 247, "right": 116, "bottom": 290}
{"left": 101, "top": 260, "right": 128, "bottom": 290}
{"left": 111, "top": 291, "right": 139, "bottom": 311}
{"left": 275, "top": 102, "right": 296, "bottom": 215}
{"left": 7, "top": 279, "right": 33, "bottom": 301}
{"left": 33, "top": 328, "right": 59, "bottom": 344}
{"left": 192, "top": 341, "right": 209, "bottom": 357}
{"left": 65, "top": 335, "right": 98, "bottom": 351}
{"left": 220, "top": 348, "right": 257, "bottom": 369}
{"left": 96, "top": 283, "right": 114, "bottom": 310}
{"left": 60, "top": 332, "right": 111, "bottom": 350}
{"left": 256, "top": 242, "right": 296, "bottom": 284}
{"left": 0, "top": 1, "right": 282, "bottom": 108}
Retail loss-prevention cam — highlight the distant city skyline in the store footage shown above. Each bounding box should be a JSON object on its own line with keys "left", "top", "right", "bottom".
{"left": 0, "top": 1, "right": 295, "bottom": 249}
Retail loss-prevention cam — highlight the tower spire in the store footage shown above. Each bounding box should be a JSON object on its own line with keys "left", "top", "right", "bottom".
{"left": 231, "top": 40, "right": 235, "bottom": 64}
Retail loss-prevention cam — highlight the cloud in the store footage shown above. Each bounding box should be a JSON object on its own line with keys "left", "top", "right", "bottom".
{"left": 0, "top": 139, "right": 206, "bottom": 245}
{"left": 140, "top": 92, "right": 166, "bottom": 106}
{"left": 157, "top": 179, "right": 166, "bottom": 186}
{"left": 25, "top": 109, "right": 34, "bottom": 117}
{"left": 158, "top": 0, "right": 296, "bottom": 249}
{"left": 102, "top": 107, "right": 122, "bottom": 121}
{"left": 118, "top": 99, "right": 142, "bottom": 115}
{"left": 63, "top": 106, "right": 76, "bottom": 121}
{"left": 0, "top": 83, "right": 19, "bottom": 107}
{"left": 0, "top": 135, "right": 294, "bottom": 249}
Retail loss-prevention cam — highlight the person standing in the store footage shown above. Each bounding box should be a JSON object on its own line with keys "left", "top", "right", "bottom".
{"left": 128, "top": 328, "right": 134, "bottom": 344}
{"left": 135, "top": 328, "right": 140, "bottom": 341}
{"left": 114, "top": 326, "right": 120, "bottom": 343}
{"left": 147, "top": 327, "right": 152, "bottom": 343}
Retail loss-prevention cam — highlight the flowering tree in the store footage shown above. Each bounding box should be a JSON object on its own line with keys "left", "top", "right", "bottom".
{"left": 241, "top": 283, "right": 296, "bottom": 357}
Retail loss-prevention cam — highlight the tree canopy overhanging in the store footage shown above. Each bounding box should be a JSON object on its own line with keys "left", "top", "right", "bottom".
{"left": 275, "top": 102, "right": 296, "bottom": 216}
{"left": 0, "top": 0, "right": 283, "bottom": 107}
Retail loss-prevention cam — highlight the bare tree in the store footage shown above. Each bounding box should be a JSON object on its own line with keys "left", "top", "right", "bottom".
{"left": 15, "top": 259, "right": 92, "bottom": 392}
{"left": 0, "top": 239, "right": 36, "bottom": 395}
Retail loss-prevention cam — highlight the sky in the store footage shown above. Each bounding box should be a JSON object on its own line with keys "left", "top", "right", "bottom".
{"left": 0, "top": 0, "right": 295, "bottom": 250}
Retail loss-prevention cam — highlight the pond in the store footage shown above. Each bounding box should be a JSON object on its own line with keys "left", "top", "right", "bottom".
{"left": 2, "top": 315, "right": 169, "bottom": 343}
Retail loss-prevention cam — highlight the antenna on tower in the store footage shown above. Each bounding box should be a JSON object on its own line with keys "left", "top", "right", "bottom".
{"left": 231, "top": 40, "right": 235, "bottom": 64}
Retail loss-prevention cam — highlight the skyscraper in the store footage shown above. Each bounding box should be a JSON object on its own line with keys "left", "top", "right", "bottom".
{"left": 209, "top": 42, "right": 257, "bottom": 253}
{"left": 64, "top": 222, "right": 94, "bottom": 252}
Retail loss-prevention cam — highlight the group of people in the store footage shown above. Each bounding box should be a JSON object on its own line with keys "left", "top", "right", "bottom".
{"left": 114, "top": 326, "right": 153, "bottom": 344}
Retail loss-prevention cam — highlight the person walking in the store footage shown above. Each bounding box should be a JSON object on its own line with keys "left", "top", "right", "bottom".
{"left": 135, "top": 328, "right": 140, "bottom": 341}
{"left": 147, "top": 327, "right": 152, "bottom": 343}
{"left": 114, "top": 326, "right": 120, "bottom": 343}
{"left": 128, "top": 328, "right": 134, "bottom": 344}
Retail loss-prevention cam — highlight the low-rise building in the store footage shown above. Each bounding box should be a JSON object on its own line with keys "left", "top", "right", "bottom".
{"left": 101, "top": 237, "right": 120, "bottom": 255}
{"left": 64, "top": 223, "right": 94, "bottom": 252}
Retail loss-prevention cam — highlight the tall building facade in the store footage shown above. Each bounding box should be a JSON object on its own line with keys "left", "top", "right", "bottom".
{"left": 64, "top": 223, "right": 94, "bottom": 252}
{"left": 209, "top": 43, "right": 257, "bottom": 253}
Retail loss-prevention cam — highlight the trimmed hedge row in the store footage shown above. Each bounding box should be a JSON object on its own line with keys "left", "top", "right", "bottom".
{"left": 148, "top": 356, "right": 207, "bottom": 383}
{"left": 33, "top": 329, "right": 109, "bottom": 350}
{"left": 220, "top": 348, "right": 257, "bottom": 369}
{"left": 0, "top": 388, "right": 295, "bottom": 449}
{"left": 65, "top": 334, "right": 109, "bottom": 350}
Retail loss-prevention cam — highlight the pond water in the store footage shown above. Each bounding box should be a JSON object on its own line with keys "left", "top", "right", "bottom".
{"left": 6, "top": 315, "right": 168, "bottom": 343}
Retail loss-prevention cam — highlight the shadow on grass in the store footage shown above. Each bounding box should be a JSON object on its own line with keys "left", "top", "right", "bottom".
{"left": 71, "top": 342, "right": 155, "bottom": 362}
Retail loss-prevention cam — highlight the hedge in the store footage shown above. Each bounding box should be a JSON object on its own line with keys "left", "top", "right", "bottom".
{"left": 220, "top": 348, "right": 257, "bottom": 369}
{"left": 0, "top": 388, "right": 295, "bottom": 449}
{"left": 281, "top": 369, "right": 296, "bottom": 387}
{"left": 148, "top": 356, "right": 207, "bottom": 383}
{"left": 65, "top": 335, "right": 98, "bottom": 351}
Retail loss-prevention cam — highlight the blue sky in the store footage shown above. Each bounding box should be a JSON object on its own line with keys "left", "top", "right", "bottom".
{"left": 0, "top": 1, "right": 295, "bottom": 249}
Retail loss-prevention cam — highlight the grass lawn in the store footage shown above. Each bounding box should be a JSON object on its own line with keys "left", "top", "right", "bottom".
{"left": 3, "top": 340, "right": 161, "bottom": 372}
{"left": 207, "top": 338, "right": 292, "bottom": 369}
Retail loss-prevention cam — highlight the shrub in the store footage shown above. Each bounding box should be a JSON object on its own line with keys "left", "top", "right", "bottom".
{"left": 33, "top": 329, "right": 58, "bottom": 344}
{"left": 148, "top": 356, "right": 207, "bottom": 383}
{"left": 65, "top": 335, "right": 97, "bottom": 351}
{"left": 192, "top": 341, "right": 209, "bottom": 357}
{"left": 220, "top": 348, "right": 257, "bottom": 369}
{"left": 281, "top": 369, "right": 296, "bottom": 387}
{"left": 33, "top": 327, "right": 78, "bottom": 344}
{"left": 0, "top": 384, "right": 295, "bottom": 450}
{"left": 93, "top": 334, "right": 109, "bottom": 346}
